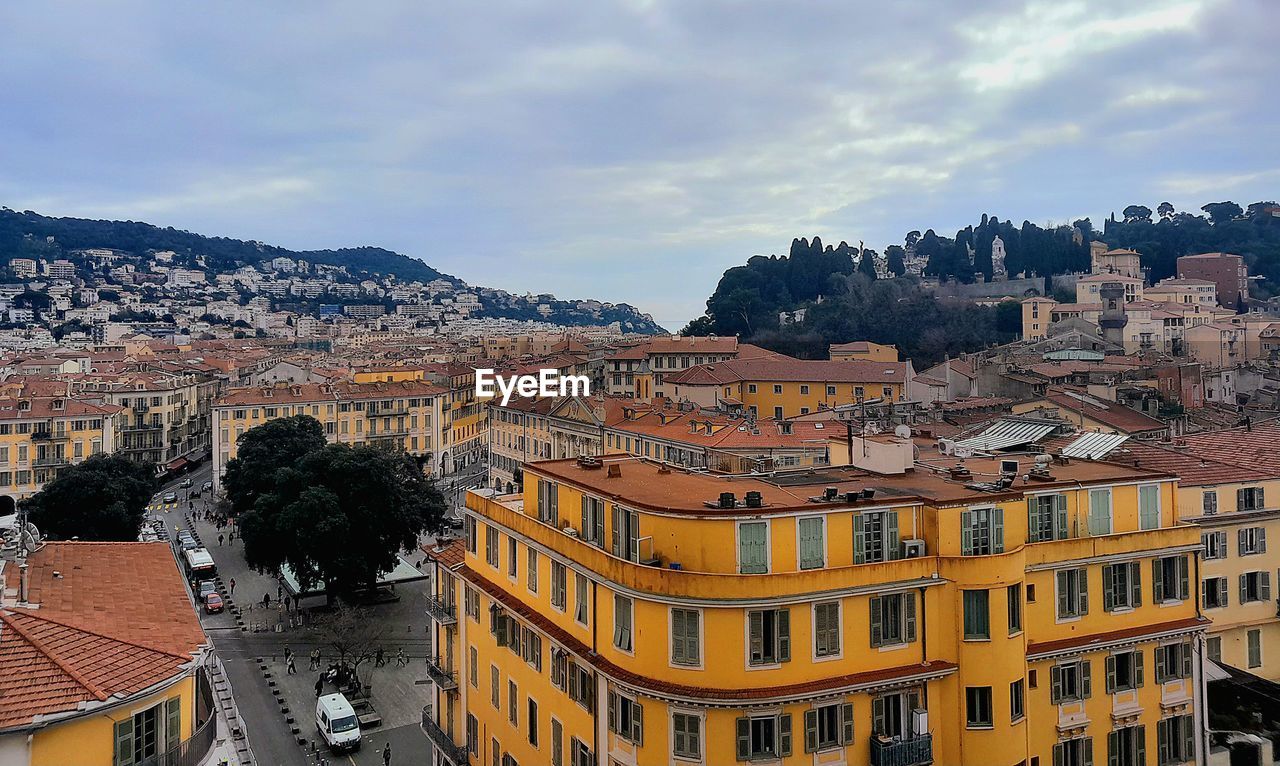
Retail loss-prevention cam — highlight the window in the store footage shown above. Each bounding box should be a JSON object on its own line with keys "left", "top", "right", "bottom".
{"left": 465, "top": 516, "right": 477, "bottom": 554}
{"left": 854, "top": 511, "right": 900, "bottom": 563}
{"left": 1202, "top": 530, "right": 1227, "bottom": 560}
{"left": 580, "top": 496, "right": 605, "bottom": 548}
{"left": 507, "top": 539, "right": 518, "bottom": 578}
{"left": 672, "top": 711, "right": 702, "bottom": 760}
{"left": 738, "top": 521, "right": 769, "bottom": 574}
{"left": 1050, "top": 660, "right": 1092, "bottom": 704}
{"left": 826, "top": 385, "right": 836, "bottom": 396}
{"left": 1201, "top": 576, "right": 1228, "bottom": 609}
{"left": 470, "top": 647, "right": 478, "bottom": 687}
{"left": 485, "top": 525, "right": 499, "bottom": 567}
{"left": 1202, "top": 491, "right": 1218, "bottom": 515}
{"left": 1028, "top": 494, "right": 1068, "bottom": 542}
{"left": 1207, "top": 636, "right": 1222, "bottom": 663}
{"left": 551, "top": 561, "right": 567, "bottom": 610}
{"left": 574, "top": 574, "right": 589, "bottom": 624}
{"left": 491, "top": 738, "right": 500, "bottom": 766}
{"left": 568, "top": 662, "right": 594, "bottom": 708}
{"left": 872, "top": 689, "right": 921, "bottom": 738}
{"left": 569, "top": 736, "right": 593, "bottom": 766}
{"left": 747, "top": 384, "right": 757, "bottom": 394}
{"left": 491, "top": 665, "right": 500, "bottom": 708}
{"left": 1248, "top": 629, "right": 1263, "bottom": 668}
{"left": 537, "top": 480, "right": 559, "bottom": 524}
{"left": 965, "top": 686, "right": 993, "bottom": 728}
{"left": 613, "top": 594, "right": 633, "bottom": 652}
{"left": 1108, "top": 725, "right": 1146, "bottom": 766}
{"left": 612, "top": 505, "right": 640, "bottom": 562}
{"left": 800, "top": 385, "right": 809, "bottom": 395}
{"left": 803, "top": 702, "right": 853, "bottom": 752}
{"left": 1139, "top": 484, "right": 1161, "bottom": 529}
{"left": 1238, "top": 527, "right": 1267, "bottom": 556}
{"left": 773, "top": 384, "right": 783, "bottom": 394}
{"left": 1239, "top": 571, "right": 1271, "bottom": 603}
{"left": 467, "top": 714, "right": 479, "bottom": 756}
{"left": 734, "top": 714, "right": 792, "bottom": 761}
{"left": 508, "top": 680, "right": 518, "bottom": 725}
{"left": 1010, "top": 679, "right": 1025, "bottom": 722}
{"left": 1153, "top": 556, "right": 1190, "bottom": 603}
{"left": 527, "top": 549, "right": 538, "bottom": 593}
{"left": 1103, "top": 562, "right": 1142, "bottom": 612}
{"left": 813, "top": 602, "right": 840, "bottom": 658}
{"left": 528, "top": 698, "right": 538, "bottom": 746}
{"left": 671, "top": 608, "right": 701, "bottom": 667}
{"left": 963, "top": 590, "right": 989, "bottom": 640}
{"left": 1158, "top": 715, "right": 1195, "bottom": 765}
{"left": 961, "top": 507, "right": 1004, "bottom": 555}
{"left": 607, "top": 691, "right": 643, "bottom": 745}
{"left": 871, "top": 592, "right": 917, "bottom": 647}
{"left": 797, "top": 516, "right": 825, "bottom": 570}
{"left": 1088, "top": 488, "right": 1112, "bottom": 536}
{"left": 1057, "top": 568, "right": 1089, "bottom": 619}
{"left": 1053, "top": 737, "right": 1094, "bottom": 766}
{"left": 747, "top": 608, "right": 791, "bottom": 665}
{"left": 1155, "top": 641, "right": 1192, "bottom": 682}
{"left": 1237, "top": 486, "right": 1265, "bottom": 511}
{"left": 1106, "top": 649, "right": 1144, "bottom": 693}
{"left": 550, "top": 718, "right": 563, "bottom": 766}
{"left": 1007, "top": 584, "right": 1022, "bottom": 634}
{"left": 773, "top": 406, "right": 783, "bottom": 420}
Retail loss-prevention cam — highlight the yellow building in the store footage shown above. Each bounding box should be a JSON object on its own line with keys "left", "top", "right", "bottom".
{"left": 423, "top": 446, "right": 1206, "bottom": 766}
{"left": 668, "top": 358, "right": 910, "bottom": 420}
{"left": 211, "top": 379, "right": 449, "bottom": 491}
{"left": 65, "top": 368, "right": 214, "bottom": 468}
{"left": 605, "top": 337, "right": 744, "bottom": 400}
{"left": 0, "top": 395, "right": 120, "bottom": 502}
{"left": 829, "top": 341, "right": 899, "bottom": 363}
{"left": 0, "top": 542, "right": 212, "bottom": 766}
{"left": 1021, "top": 297, "right": 1057, "bottom": 341}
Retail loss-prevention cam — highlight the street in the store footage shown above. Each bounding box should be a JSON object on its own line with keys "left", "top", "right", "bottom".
{"left": 154, "top": 462, "right": 436, "bottom": 766}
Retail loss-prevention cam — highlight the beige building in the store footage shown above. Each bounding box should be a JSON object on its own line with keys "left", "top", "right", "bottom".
{"left": 65, "top": 369, "right": 215, "bottom": 469}
{"left": 1090, "top": 244, "right": 1144, "bottom": 278}
{"left": 1075, "top": 274, "right": 1144, "bottom": 305}
{"left": 1144, "top": 278, "right": 1217, "bottom": 308}
{"left": 0, "top": 396, "right": 120, "bottom": 501}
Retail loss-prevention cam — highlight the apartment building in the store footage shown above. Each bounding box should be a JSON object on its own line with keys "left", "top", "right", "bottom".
{"left": 829, "top": 341, "right": 899, "bottom": 362}
{"left": 0, "top": 396, "right": 119, "bottom": 501}
{"left": 604, "top": 336, "right": 744, "bottom": 400}
{"left": 422, "top": 448, "right": 1205, "bottom": 766}
{"left": 1177, "top": 252, "right": 1248, "bottom": 310}
{"left": 667, "top": 358, "right": 911, "bottom": 420}
{"left": 211, "top": 379, "right": 449, "bottom": 491}
{"left": 65, "top": 369, "right": 213, "bottom": 468}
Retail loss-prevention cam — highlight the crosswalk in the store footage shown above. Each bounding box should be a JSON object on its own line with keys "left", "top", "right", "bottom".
{"left": 147, "top": 499, "right": 180, "bottom": 514}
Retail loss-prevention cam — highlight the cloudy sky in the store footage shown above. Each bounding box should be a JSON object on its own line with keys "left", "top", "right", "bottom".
{"left": 2, "top": 1, "right": 1277, "bottom": 329}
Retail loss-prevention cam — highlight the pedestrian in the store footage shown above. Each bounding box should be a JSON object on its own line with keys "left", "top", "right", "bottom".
{"left": 382, "top": 743, "right": 392, "bottom": 766}
{"left": 315, "top": 676, "right": 324, "bottom": 697}
{"left": 310, "top": 648, "right": 321, "bottom": 671}
{"left": 217, "top": 533, "right": 224, "bottom": 547}
{"left": 277, "top": 583, "right": 283, "bottom": 601}
{"left": 263, "top": 593, "right": 271, "bottom": 609}
{"left": 287, "top": 655, "right": 296, "bottom": 675}
{"left": 229, "top": 577, "right": 236, "bottom": 595}
{"left": 395, "top": 648, "right": 407, "bottom": 667}
{"left": 375, "top": 647, "right": 385, "bottom": 667}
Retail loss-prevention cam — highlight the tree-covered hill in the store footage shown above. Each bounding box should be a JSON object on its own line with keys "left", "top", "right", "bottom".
{"left": 0, "top": 207, "right": 463, "bottom": 284}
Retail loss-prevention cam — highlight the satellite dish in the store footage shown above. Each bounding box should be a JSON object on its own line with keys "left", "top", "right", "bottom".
{"left": 894, "top": 425, "right": 912, "bottom": 439}
{"left": 24, "top": 522, "right": 41, "bottom": 551}
{"left": 863, "top": 422, "right": 880, "bottom": 436}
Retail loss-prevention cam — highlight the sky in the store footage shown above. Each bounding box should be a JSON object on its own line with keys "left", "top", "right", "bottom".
{"left": 2, "top": 1, "right": 1278, "bottom": 331}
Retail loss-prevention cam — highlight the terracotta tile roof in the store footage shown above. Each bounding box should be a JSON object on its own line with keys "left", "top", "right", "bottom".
{"left": 463, "top": 564, "right": 956, "bottom": 702}
{"left": 1027, "top": 617, "right": 1208, "bottom": 658}
{"left": 1105, "top": 441, "right": 1274, "bottom": 485}
{"left": 0, "top": 542, "right": 206, "bottom": 731}
{"left": 421, "top": 538, "right": 466, "bottom": 571}
{"left": 1038, "top": 389, "right": 1167, "bottom": 434}
{"left": 1174, "top": 418, "right": 1280, "bottom": 475}
{"left": 215, "top": 379, "right": 447, "bottom": 407}
{"left": 666, "top": 358, "right": 908, "bottom": 386}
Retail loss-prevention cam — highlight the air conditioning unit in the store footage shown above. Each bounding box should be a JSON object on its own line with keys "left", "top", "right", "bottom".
{"left": 912, "top": 709, "right": 929, "bottom": 737}
{"left": 901, "top": 539, "right": 926, "bottom": 558}
{"left": 561, "top": 526, "right": 579, "bottom": 537}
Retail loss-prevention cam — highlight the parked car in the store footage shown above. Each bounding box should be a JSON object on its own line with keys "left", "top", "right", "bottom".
{"left": 316, "top": 694, "right": 361, "bottom": 752}
{"left": 162, "top": 492, "right": 177, "bottom": 503}
{"left": 180, "top": 478, "right": 193, "bottom": 488}
{"left": 202, "top": 481, "right": 213, "bottom": 492}
{"left": 204, "top": 592, "right": 224, "bottom": 613}
{"left": 197, "top": 580, "right": 217, "bottom": 600}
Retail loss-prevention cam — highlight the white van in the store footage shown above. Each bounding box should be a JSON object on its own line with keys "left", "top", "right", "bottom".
{"left": 315, "top": 693, "right": 361, "bottom": 752}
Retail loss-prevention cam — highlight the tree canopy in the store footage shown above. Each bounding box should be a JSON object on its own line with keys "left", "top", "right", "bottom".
{"left": 222, "top": 415, "right": 328, "bottom": 515}
{"left": 21, "top": 454, "right": 159, "bottom": 541}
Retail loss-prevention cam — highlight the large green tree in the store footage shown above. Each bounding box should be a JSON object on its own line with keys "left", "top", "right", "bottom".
{"left": 238, "top": 442, "right": 446, "bottom": 602}
{"left": 21, "top": 454, "right": 159, "bottom": 541}
{"left": 222, "top": 415, "right": 327, "bottom": 515}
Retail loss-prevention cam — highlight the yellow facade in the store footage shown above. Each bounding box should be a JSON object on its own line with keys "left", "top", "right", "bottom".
{"left": 1021, "top": 297, "right": 1056, "bottom": 341}
{"left": 424, "top": 452, "right": 1205, "bottom": 766}
{"left": 0, "top": 399, "right": 116, "bottom": 501}
{"left": 830, "top": 342, "right": 899, "bottom": 363}
{"left": 726, "top": 378, "right": 905, "bottom": 420}
{"left": 26, "top": 676, "right": 196, "bottom": 766}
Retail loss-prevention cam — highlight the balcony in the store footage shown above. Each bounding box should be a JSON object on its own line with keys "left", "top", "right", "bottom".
{"left": 870, "top": 734, "right": 933, "bottom": 766}
{"left": 33, "top": 456, "right": 69, "bottom": 468}
{"left": 424, "top": 656, "right": 458, "bottom": 691}
{"left": 31, "top": 431, "right": 70, "bottom": 442}
{"left": 421, "top": 706, "right": 468, "bottom": 765}
{"left": 424, "top": 595, "right": 457, "bottom": 626}
{"left": 366, "top": 407, "right": 410, "bottom": 418}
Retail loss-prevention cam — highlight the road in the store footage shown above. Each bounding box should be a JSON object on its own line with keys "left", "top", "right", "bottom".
{"left": 153, "top": 465, "right": 435, "bottom": 766}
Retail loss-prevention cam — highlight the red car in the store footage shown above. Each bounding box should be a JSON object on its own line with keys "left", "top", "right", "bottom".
{"left": 204, "top": 592, "right": 224, "bottom": 614}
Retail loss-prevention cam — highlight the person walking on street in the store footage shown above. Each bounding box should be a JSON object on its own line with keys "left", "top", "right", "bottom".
{"left": 287, "top": 654, "right": 296, "bottom": 675}
{"left": 229, "top": 578, "right": 236, "bottom": 595}
{"left": 382, "top": 743, "right": 392, "bottom": 766}
{"left": 277, "top": 584, "right": 283, "bottom": 601}
{"left": 395, "top": 648, "right": 407, "bottom": 667}
{"left": 375, "top": 647, "right": 385, "bottom": 667}
{"left": 262, "top": 593, "right": 271, "bottom": 609}
{"left": 310, "top": 648, "right": 321, "bottom": 671}
{"left": 217, "top": 533, "right": 224, "bottom": 546}
{"left": 315, "top": 676, "right": 323, "bottom": 697}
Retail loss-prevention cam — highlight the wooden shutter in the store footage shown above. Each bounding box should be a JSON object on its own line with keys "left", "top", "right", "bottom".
{"left": 1084, "top": 737, "right": 1094, "bottom": 766}
{"left": 748, "top": 611, "right": 763, "bottom": 663}
{"left": 1078, "top": 571, "right": 1089, "bottom": 615}
{"left": 1181, "top": 642, "right": 1192, "bottom": 679}
{"left": 961, "top": 510, "right": 973, "bottom": 556}
{"left": 1103, "top": 565, "right": 1116, "bottom": 612}
{"left": 735, "top": 718, "right": 750, "bottom": 761}
{"left": 1053, "top": 742, "right": 1065, "bottom": 766}
{"left": 1261, "top": 527, "right": 1268, "bottom": 553}
{"left": 1240, "top": 573, "right": 1249, "bottom": 605}
{"left": 114, "top": 717, "right": 135, "bottom": 766}
{"left": 166, "top": 696, "right": 181, "bottom": 749}
{"left": 904, "top": 593, "right": 917, "bottom": 643}
{"left": 872, "top": 695, "right": 885, "bottom": 735}
{"left": 778, "top": 713, "right": 792, "bottom": 756}
{"left": 853, "top": 513, "right": 865, "bottom": 564}
{"left": 1262, "top": 572, "right": 1272, "bottom": 602}
{"left": 1050, "top": 664, "right": 1063, "bottom": 704}
{"left": 992, "top": 507, "right": 1004, "bottom": 553}
{"left": 1028, "top": 499, "right": 1040, "bottom": 543}
{"left": 1107, "top": 730, "right": 1119, "bottom": 766}
{"left": 777, "top": 609, "right": 791, "bottom": 662}
{"left": 672, "top": 610, "right": 686, "bottom": 664}
{"left": 804, "top": 709, "right": 818, "bottom": 753}
{"left": 1081, "top": 660, "right": 1092, "bottom": 698}
{"left": 1177, "top": 556, "right": 1189, "bottom": 600}
{"left": 1217, "top": 578, "right": 1228, "bottom": 609}
{"left": 1130, "top": 562, "right": 1143, "bottom": 607}
{"left": 1134, "top": 649, "right": 1144, "bottom": 688}
{"left": 1181, "top": 716, "right": 1194, "bottom": 760}
{"left": 1153, "top": 560, "right": 1165, "bottom": 603}
{"left": 1054, "top": 495, "right": 1069, "bottom": 539}
{"left": 1105, "top": 654, "right": 1116, "bottom": 694}
{"left": 841, "top": 703, "right": 854, "bottom": 744}
{"left": 631, "top": 700, "right": 643, "bottom": 745}
{"left": 869, "top": 596, "right": 883, "bottom": 648}
{"left": 886, "top": 512, "right": 900, "bottom": 560}
{"left": 1057, "top": 571, "right": 1070, "bottom": 617}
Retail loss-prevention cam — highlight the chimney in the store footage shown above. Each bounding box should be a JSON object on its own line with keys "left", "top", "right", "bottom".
{"left": 606, "top": 464, "right": 622, "bottom": 478}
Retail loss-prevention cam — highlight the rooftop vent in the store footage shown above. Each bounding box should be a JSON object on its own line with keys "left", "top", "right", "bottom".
{"left": 717, "top": 492, "right": 736, "bottom": 509}
{"left": 577, "top": 456, "right": 602, "bottom": 470}
{"left": 606, "top": 463, "right": 622, "bottom": 478}
{"left": 949, "top": 465, "right": 972, "bottom": 481}
{"left": 744, "top": 491, "right": 763, "bottom": 508}
{"left": 823, "top": 487, "right": 839, "bottom": 501}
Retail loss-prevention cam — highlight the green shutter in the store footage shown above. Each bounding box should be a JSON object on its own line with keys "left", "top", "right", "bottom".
{"left": 1106, "top": 654, "right": 1116, "bottom": 694}
{"left": 1084, "top": 737, "right": 1094, "bottom": 766}
{"left": 114, "top": 717, "right": 135, "bottom": 766}
{"left": 1028, "top": 499, "right": 1040, "bottom": 543}
{"left": 778, "top": 713, "right": 792, "bottom": 756}
{"left": 777, "top": 609, "right": 791, "bottom": 662}
{"left": 632, "top": 700, "right": 643, "bottom": 745}
{"left": 1081, "top": 660, "right": 1092, "bottom": 698}
{"left": 1108, "top": 731, "right": 1119, "bottom": 766}
{"left": 872, "top": 696, "right": 885, "bottom": 735}
{"left": 853, "top": 514, "right": 865, "bottom": 564}
{"left": 1057, "top": 571, "right": 1070, "bottom": 617}
{"left": 840, "top": 703, "right": 854, "bottom": 745}
{"left": 735, "top": 718, "right": 750, "bottom": 761}
{"left": 166, "top": 696, "right": 181, "bottom": 749}
{"left": 1134, "top": 649, "right": 1144, "bottom": 688}
{"left": 1079, "top": 571, "right": 1089, "bottom": 615}
{"left": 1054, "top": 495, "right": 1069, "bottom": 539}
{"left": 607, "top": 691, "right": 617, "bottom": 733}
{"left": 1177, "top": 556, "right": 1189, "bottom": 600}
{"left": 1050, "top": 664, "right": 1062, "bottom": 704}
{"left": 1053, "top": 743, "right": 1065, "bottom": 766}
{"left": 1130, "top": 562, "right": 1143, "bottom": 607}
{"left": 869, "top": 596, "right": 883, "bottom": 648}
{"left": 804, "top": 709, "right": 818, "bottom": 753}
{"left": 993, "top": 507, "right": 1004, "bottom": 553}
{"left": 1181, "top": 716, "right": 1194, "bottom": 760}
{"left": 904, "top": 593, "right": 917, "bottom": 643}
{"left": 1181, "top": 642, "right": 1192, "bottom": 679}
{"left": 886, "top": 512, "right": 900, "bottom": 559}
{"left": 748, "top": 611, "right": 763, "bottom": 663}
{"left": 1103, "top": 565, "right": 1116, "bottom": 612}
{"left": 1153, "top": 560, "right": 1164, "bottom": 603}
{"left": 961, "top": 510, "right": 973, "bottom": 556}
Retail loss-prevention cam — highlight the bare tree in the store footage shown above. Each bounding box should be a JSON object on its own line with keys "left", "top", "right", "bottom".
{"left": 312, "top": 604, "right": 389, "bottom": 689}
